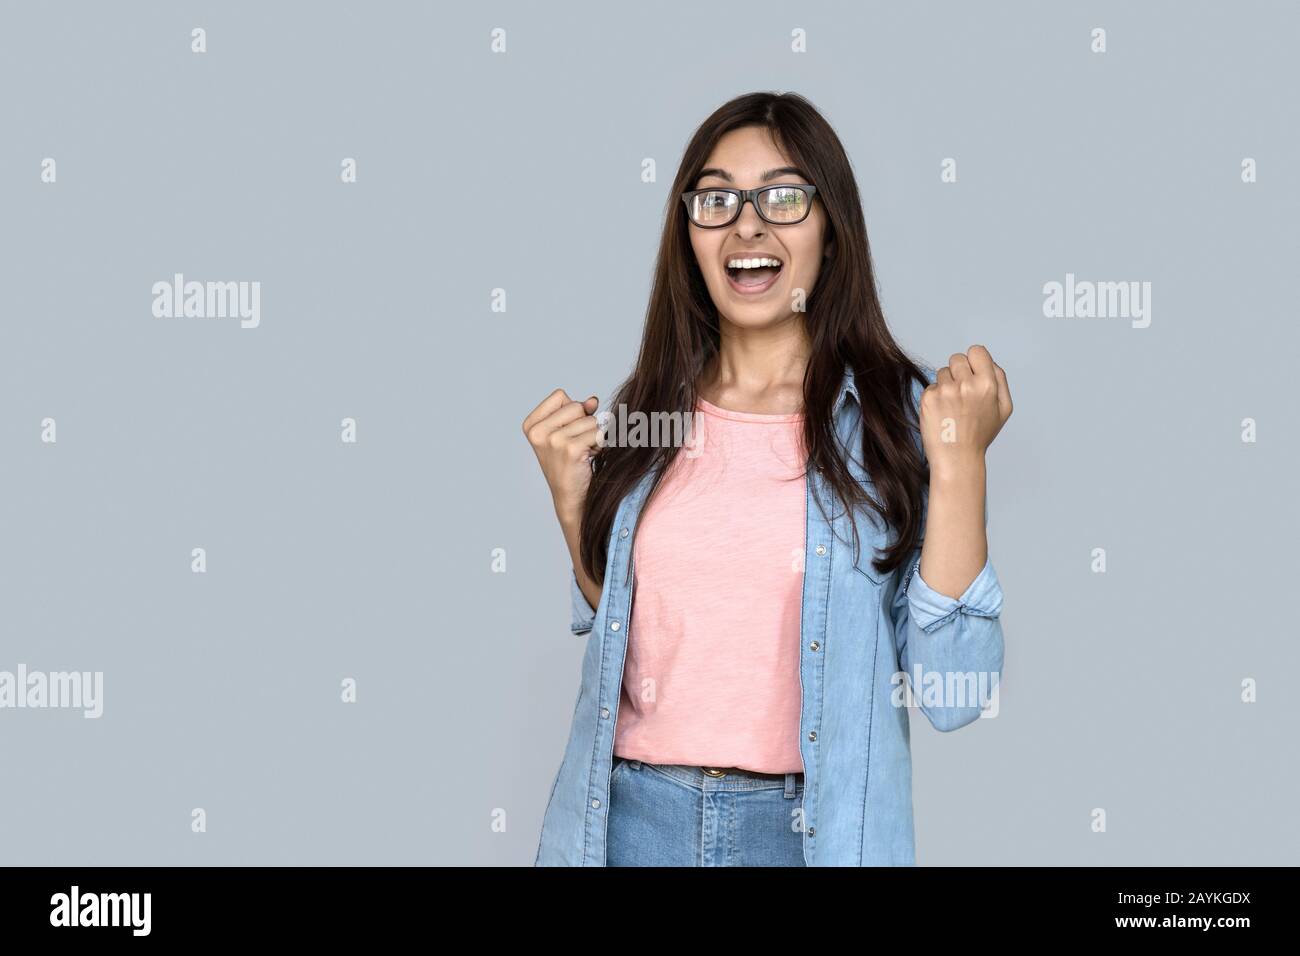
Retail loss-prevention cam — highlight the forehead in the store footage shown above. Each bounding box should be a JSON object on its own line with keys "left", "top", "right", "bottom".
{"left": 698, "top": 126, "right": 795, "bottom": 180}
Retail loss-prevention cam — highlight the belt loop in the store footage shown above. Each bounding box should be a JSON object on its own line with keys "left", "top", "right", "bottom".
{"left": 784, "top": 772, "right": 797, "bottom": 799}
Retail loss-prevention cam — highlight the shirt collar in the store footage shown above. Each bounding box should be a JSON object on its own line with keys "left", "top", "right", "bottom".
{"left": 833, "top": 363, "right": 859, "bottom": 417}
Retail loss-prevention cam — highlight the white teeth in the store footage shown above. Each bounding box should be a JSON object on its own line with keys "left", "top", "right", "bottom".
{"left": 726, "top": 257, "right": 782, "bottom": 269}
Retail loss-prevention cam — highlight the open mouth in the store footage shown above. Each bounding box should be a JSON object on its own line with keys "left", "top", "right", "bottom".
{"left": 724, "top": 255, "right": 783, "bottom": 295}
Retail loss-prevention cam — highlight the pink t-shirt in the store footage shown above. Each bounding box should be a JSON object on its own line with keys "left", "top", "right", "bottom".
{"left": 612, "top": 397, "right": 808, "bottom": 774}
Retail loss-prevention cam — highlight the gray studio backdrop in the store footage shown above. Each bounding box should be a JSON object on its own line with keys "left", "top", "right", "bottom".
{"left": 1, "top": 1, "right": 1296, "bottom": 866}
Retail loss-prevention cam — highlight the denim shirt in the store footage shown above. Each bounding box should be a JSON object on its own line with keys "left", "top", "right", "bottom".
{"left": 534, "top": 363, "right": 1005, "bottom": 866}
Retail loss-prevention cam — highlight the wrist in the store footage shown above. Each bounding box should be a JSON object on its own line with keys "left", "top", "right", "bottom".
{"left": 928, "top": 451, "right": 986, "bottom": 485}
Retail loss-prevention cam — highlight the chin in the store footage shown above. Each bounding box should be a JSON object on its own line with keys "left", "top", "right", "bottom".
{"left": 716, "top": 305, "right": 795, "bottom": 329}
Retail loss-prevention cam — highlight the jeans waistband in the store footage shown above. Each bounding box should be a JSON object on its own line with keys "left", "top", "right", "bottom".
{"left": 619, "top": 758, "right": 804, "bottom": 796}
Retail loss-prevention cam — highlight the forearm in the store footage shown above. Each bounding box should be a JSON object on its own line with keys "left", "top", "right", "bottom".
{"left": 918, "top": 456, "right": 988, "bottom": 600}
{"left": 558, "top": 509, "right": 603, "bottom": 611}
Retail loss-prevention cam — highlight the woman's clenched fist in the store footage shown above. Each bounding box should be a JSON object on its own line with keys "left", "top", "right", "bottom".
{"left": 919, "top": 345, "right": 1013, "bottom": 475}
{"left": 522, "top": 389, "right": 602, "bottom": 526}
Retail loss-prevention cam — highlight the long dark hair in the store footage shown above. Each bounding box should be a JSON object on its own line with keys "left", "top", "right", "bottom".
{"left": 580, "top": 91, "right": 930, "bottom": 585}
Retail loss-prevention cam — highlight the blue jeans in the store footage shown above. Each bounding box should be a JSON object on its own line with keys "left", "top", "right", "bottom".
{"left": 606, "top": 758, "right": 807, "bottom": 866}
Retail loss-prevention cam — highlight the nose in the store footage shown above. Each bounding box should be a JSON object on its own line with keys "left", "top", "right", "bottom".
{"left": 734, "top": 198, "right": 766, "bottom": 238}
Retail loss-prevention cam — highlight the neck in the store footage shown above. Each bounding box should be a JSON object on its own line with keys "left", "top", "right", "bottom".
{"left": 699, "top": 316, "right": 811, "bottom": 414}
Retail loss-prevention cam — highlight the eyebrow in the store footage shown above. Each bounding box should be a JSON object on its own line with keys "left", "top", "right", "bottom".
{"left": 694, "top": 166, "right": 808, "bottom": 186}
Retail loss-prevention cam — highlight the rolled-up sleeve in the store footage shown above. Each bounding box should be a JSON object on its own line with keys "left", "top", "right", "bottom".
{"left": 892, "top": 549, "right": 1004, "bottom": 732}
{"left": 570, "top": 567, "right": 597, "bottom": 636}
{"left": 904, "top": 554, "right": 1003, "bottom": 631}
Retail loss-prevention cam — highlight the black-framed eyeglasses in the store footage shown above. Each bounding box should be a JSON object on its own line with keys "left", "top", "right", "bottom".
{"left": 680, "top": 184, "right": 819, "bottom": 228}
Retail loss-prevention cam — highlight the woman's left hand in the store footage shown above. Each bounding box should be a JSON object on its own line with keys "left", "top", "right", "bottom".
{"left": 919, "top": 345, "right": 1013, "bottom": 475}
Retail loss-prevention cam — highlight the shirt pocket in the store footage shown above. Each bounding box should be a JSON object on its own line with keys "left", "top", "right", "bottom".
{"left": 843, "top": 503, "right": 888, "bottom": 586}
{"left": 852, "top": 552, "right": 886, "bottom": 586}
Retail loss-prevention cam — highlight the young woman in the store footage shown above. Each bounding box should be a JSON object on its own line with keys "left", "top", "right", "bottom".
{"left": 525, "top": 92, "right": 1012, "bottom": 867}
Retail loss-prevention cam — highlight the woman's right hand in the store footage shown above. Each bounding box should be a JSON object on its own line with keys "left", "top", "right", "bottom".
{"left": 522, "top": 389, "right": 602, "bottom": 527}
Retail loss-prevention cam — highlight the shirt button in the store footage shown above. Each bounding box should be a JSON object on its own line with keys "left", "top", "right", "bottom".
{"left": 620, "top": 527, "right": 629, "bottom": 538}
{"left": 815, "top": 545, "right": 826, "bottom": 556}
{"left": 808, "top": 826, "right": 816, "bottom": 837}
{"left": 601, "top": 707, "right": 610, "bottom": 719}
{"left": 591, "top": 798, "right": 601, "bottom": 808}
{"left": 809, "top": 641, "right": 820, "bottom": 652}
{"left": 808, "top": 731, "right": 817, "bottom": 741}
{"left": 609, "top": 620, "right": 621, "bottom": 632}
